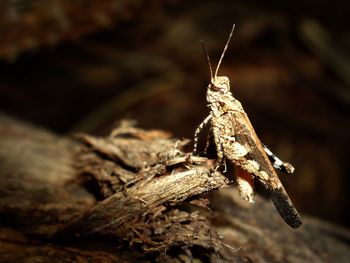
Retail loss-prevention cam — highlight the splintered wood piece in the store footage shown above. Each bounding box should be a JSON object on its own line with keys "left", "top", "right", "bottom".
{"left": 56, "top": 167, "right": 228, "bottom": 237}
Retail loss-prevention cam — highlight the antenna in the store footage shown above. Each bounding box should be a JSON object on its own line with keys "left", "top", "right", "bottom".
{"left": 214, "top": 24, "right": 235, "bottom": 78}
{"left": 200, "top": 40, "right": 213, "bottom": 81}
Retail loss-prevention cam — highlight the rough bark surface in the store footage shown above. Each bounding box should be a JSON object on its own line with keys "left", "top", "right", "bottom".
{"left": 0, "top": 113, "right": 349, "bottom": 262}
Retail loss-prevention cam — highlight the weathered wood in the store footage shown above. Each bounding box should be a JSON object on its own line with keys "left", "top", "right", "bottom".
{"left": 0, "top": 113, "right": 349, "bottom": 262}
{"left": 0, "top": 113, "right": 95, "bottom": 236}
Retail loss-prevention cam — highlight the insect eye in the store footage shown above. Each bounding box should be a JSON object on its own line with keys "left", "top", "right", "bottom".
{"left": 210, "top": 83, "right": 220, "bottom": 91}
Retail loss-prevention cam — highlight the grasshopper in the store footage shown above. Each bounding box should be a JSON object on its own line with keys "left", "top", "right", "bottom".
{"left": 193, "top": 24, "right": 302, "bottom": 228}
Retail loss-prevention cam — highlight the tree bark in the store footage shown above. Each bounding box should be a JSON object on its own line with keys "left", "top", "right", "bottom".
{"left": 0, "top": 113, "right": 349, "bottom": 262}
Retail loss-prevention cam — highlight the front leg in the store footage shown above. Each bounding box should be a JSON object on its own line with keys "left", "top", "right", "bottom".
{"left": 212, "top": 122, "right": 225, "bottom": 171}
{"left": 193, "top": 114, "right": 212, "bottom": 154}
{"left": 203, "top": 126, "right": 212, "bottom": 155}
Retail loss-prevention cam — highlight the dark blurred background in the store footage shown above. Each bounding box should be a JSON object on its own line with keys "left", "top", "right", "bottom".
{"left": 0, "top": 0, "right": 349, "bottom": 227}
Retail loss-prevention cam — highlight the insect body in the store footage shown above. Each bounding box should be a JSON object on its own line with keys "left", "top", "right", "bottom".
{"left": 193, "top": 25, "right": 302, "bottom": 228}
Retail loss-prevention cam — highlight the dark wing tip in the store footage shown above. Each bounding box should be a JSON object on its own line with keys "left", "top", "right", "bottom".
{"left": 270, "top": 187, "right": 302, "bottom": 228}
